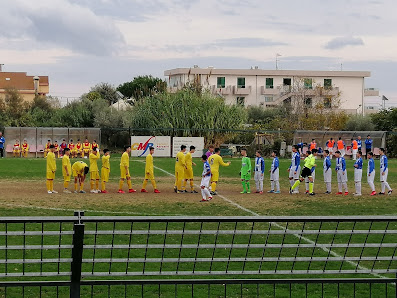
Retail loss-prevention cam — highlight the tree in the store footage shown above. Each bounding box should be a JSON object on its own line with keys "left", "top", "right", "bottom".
{"left": 117, "top": 75, "right": 167, "bottom": 100}
{"left": 86, "top": 83, "right": 118, "bottom": 105}
{"left": 371, "top": 108, "right": 397, "bottom": 157}
{"left": 0, "top": 88, "right": 30, "bottom": 126}
{"left": 344, "top": 115, "right": 375, "bottom": 131}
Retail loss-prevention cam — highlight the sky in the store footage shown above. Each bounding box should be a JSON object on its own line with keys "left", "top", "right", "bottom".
{"left": 1, "top": 0, "right": 396, "bottom": 107}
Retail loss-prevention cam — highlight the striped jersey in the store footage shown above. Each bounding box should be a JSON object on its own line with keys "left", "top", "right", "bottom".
{"left": 290, "top": 152, "right": 300, "bottom": 171}
{"left": 336, "top": 157, "right": 346, "bottom": 171}
{"left": 255, "top": 157, "right": 265, "bottom": 173}
{"left": 380, "top": 155, "right": 388, "bottom": 172}
{"left": 202, "top": 161, "right": 211, "bottom": 177}
{"left": 354, "top": 157, "right": 363, "bottom": 170}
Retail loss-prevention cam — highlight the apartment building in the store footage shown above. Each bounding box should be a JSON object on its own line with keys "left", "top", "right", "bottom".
{"left": 164, "top": 67, "right": 378, "bottom": 114}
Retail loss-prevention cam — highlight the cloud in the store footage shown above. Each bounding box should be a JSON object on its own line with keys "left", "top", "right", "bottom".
{"left": 324, "top": 36, "right": 364, "bottom": 50}
{"left": 0, "top": 0, "right": 125, "bottom": 56}
{"left": 214, "top": 38, "right": 287, "bottom": 48}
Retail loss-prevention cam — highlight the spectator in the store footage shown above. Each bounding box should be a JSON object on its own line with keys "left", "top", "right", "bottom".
{"left": 0, "top": 132, "right": 5, "bottom": 158}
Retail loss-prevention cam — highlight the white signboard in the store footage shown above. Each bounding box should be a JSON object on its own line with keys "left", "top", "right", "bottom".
{"left": 130, "top": 136, "right": 171, "bottom": 157}
{"left": 172, "top": 137, "right": 205, "bottom": 157}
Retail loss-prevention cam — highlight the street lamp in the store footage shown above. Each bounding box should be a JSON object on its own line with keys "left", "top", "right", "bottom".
{"left": 356, "top": 104, "right": 362, "bottom": 115}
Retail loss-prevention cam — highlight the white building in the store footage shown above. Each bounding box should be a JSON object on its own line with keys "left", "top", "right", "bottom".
{"left": 164, "top": 67, "right": 379, "bottom": 114}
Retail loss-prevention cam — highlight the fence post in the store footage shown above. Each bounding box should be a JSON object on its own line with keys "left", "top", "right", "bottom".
{"left": 70, "top": 211, "right": 85, "bottom": 298}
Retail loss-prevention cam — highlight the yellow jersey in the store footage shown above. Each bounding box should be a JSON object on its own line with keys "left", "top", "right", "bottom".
{"left": 72, "top": 161, "right": 88, "bottom": 175}
{"left": 175, "top": 151, "right": 186, "bottom": 169}
{"left": 102, "top": 155, "right": 110, "bottom": 170}
{"left": 120, "top": 152, "right": 129, "bottom": 168}
{"left": 145, "top": 154, "right": 154, "bottom": 173}
{"left": 46, "top": 151, "right": 56, "bottom": 172}
{"left": 185, "top": 152, "right": 193, "bottom": 169}
{"left": 208, "top": 154, "right": 229, "bottom": 172}
{"left": 89, "top": 152, "right": 100, "bottom": 172}
{"left": 62, "top": 155, "right": 71, "bottom": 176}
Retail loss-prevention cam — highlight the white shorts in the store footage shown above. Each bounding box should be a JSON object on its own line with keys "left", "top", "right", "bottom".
{"left": 339, "top": 149, "right": 345, "bottom": 157}
{"left": 337, "top": 170, "right": 347, "bottom": 183}
{"left": 354, "top": 169, "right": 362, "bottom": 182}
{"left": 254, "top": 171, "right": 264, "bottom": 181}
{"left": 289, "top": 166, "right": 300, "bottom": 179}
{"left": 270, "top": 169, "right": 279, "bottom": 181}
{"left": 353, "top": 149, "right": 358, "bottom": 155}
{"left": 323, "top": 169, "right": 332, "bottom": 183}
{"left": 380, "top": 168, "right": 388, "bottom": 182}
{"left": 328, "top": 147, "right": 334, "bottom": 154}
{"left": 200, "top": 176, "right": 210, "bottom": 188}
{"left": 367, "top": 171, "right": 375, "bottom": 183}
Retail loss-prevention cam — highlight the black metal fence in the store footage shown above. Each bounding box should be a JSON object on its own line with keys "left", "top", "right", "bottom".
{"left": 1, "top": 213, "right": 397, "bottom": 297}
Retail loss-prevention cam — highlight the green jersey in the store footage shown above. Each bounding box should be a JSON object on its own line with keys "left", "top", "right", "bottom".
{"left": 304, "top": 154, "right": 316, "bottom": 169}
{"left": 241, "top": 156, "right": 251, "bottom": 175}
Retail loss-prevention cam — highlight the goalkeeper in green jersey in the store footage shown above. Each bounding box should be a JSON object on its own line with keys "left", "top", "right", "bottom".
{"left": 240, "top": 148, "right": 252, "bottom": 194}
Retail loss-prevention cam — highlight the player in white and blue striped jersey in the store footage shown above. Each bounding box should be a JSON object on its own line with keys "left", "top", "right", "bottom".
{"left": 269, "top": 151, "right": 280, "bottom": 194}
{"left": 353, "top": 150, "right": 363, "bottom": 196}
{"left": 200, "top": 155, "right": 212, "bottom": 202}
{"left": 379, "top": 148, "right": 392, "bottom": 195}
{"left": 323, "top": 150, "right": 332, "bottom": 194}
{"left": 254, "top": 150, "right": 265, "bottom": 194}
{"left": 288, "top": 145, "right": 301, "bottom": 193}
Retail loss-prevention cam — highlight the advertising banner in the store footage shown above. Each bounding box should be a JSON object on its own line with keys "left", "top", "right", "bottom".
{"left": 172, "top": 137, "right": 205, "bottom": 157}
{"left": 130, "top": 136, "right": 171, "bottom": 157}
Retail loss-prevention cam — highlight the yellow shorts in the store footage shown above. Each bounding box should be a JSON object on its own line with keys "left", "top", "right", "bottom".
{"left": 72, "top": 169, "right": 80, "bottom": 177}
{"left": 46, "top": 171, "right": 55, "bottom": 180}
{"left": 90, "top": 171, "right": 99, "bottom": 180}
{"left": 101, "top": 168, "right": 110, "bottom": 182}
{"left": 13, "top": 150, "right": 20, "bottom": 153}
{"left": 120, "top": 167, "right": 130, "bottom": 179}
{"left": 184, "top": 168, "right": 193, "bottom": 180}
{"left": 211, "top": 171, "right": 219, "bottom": 182}
{"left": 175, "top": 167, "right": 184, "bottom": 181}
{"left": 63, "top": 175, "right": 71, "bottom": 182}
{"left": 145, "top": 172, "right": 155, "bottom": 180}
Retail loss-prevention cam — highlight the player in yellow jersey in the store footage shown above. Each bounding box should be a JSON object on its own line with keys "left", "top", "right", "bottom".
{"left": 141, "top": 147, "right": 161, "bottom": 193}
{"left": 44, "top": 140, "right": 51, "bottom": 158}
{"left": 13, "top": 140, "right": 21, "bottom": 158}
{"left": 208, "top": 147, "right": 231, "bottom": 195}
{"left": 82, "top": 138, "right": 92, "bottom": 158}
{"left": 174, "top": 145, "right": 187, "bottom": 193}
{"left": 46, "top": 145, "right": 58, "bottom": 194}
{"left": 89, "top": 148, "right": 100, "bottom": 193}
{"left": 118, "top": 145, "right": 136, "bottom": 193}
{"left": 101, "top": 149, "right": 110, "bottom": 193}
{"left": 182, "top": 146, "right": 197, "bottom": 193}
{"left": 21, "top": 140, "right": 29, "bottom": 158}
{"left": 62, "top": 148, "right": 72, "bottom": 193}
{"left": 72, "top": 161, "right": 89, "bottom": 193}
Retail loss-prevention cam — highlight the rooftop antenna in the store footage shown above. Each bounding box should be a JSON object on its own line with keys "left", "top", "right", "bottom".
{"left": 340, "top": 63, "right": 343, "bottom": 71}
{"left": 276, "top": 54, "right": 282, "bottom": 70}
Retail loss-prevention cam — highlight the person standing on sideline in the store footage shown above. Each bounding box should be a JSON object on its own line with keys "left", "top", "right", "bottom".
{"left": 326, "top": 138, "right": 335, "bottom": 159}
{"left": 269, "top": 151, "right": 280, "bottom": 194}
{"left": 240, "top": 148, "right": 251, "bottom": 194}
{"left": 357, "top": 136, "right": 362, "bottom": 151}
{"left": 0, "top": 132, "right": 4, "bottom": 158}
{"left": 335, "top": 150, "right": 348, "bottom": 195}
{"left": 101, "top": 149, "right": 111, "bottom": 193}
{"left": 379, "top": 148, "right": 393, "bottom": 195}
{"left": 174, "top": 145, "right": 187, "bottom": 194}
{"left": 46, "top": 145, "right": 57, "bottom": 194}
{"left": 62, "top": 148, "right": 72, "bottom": 193}
{"left": 290, "top": 150, "right": 316, "bottom": 196}
{"left": 288, "top": 145, "right": 301, "bottom": 193}
{"left": 205, "top": 145, "right": 214, "bottom": 159}
{"left": 208, "top": 148, "right": 231, "bottom": 195}
{"left": 141, "top": 147, "right": 160, "bottom": 193}
{"left": 365, "top": 135, "right": 373, "bottom": 158}
{"left": 337, "top": 137, "right": 345, "bottom": 157}
{"left": 200, "top": 155, "right": 212, "bottom": 202}
{"left": 367, "top": 152, "right": 376, "bottom": 196}
{"left": 183, "top": 146, "right": 197, "bottom": 193}
{"left": 118, "top": 145, "right": 136, "bottom": 194}
{"left": 309, "top": 139, "right": 316, "bottom": 151}
{"left": 254, "top": 150, "right": 265, "bottom": 194}
{"left": 351, "top": 138, "right": 358, "bottom": 160}
{"left": 323, "top": 150, "right": 332, "bottom": 194}
{"left": 353, "top": 150, "right": 363, "bottom": 196}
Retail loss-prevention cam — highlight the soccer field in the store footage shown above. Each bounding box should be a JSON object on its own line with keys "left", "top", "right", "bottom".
{"left": 0, "top": 157, "right": 396, "bottom": 297}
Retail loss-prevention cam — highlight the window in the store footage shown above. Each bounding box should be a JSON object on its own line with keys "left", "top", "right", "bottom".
{"left": 324, "top": 79, "right": 332, "bottom": 89}
{"left": 304, "top": 78, "right": 312, "bottom": 89}
{"left": 305, "top": 98, "right": 312, "bottom": 107}
{"left": 324, "top": 97, "right": 332, "bottom": 108}
{"left": 237, "top": 77, "right": 245, "bottom": 88}
{"left": 265, "top": 96, "right": 273, "bottom": 102}
{"left": 266, "top": 78, "right": 274, "bottom": 89}
{"left": 236, "top": 97, "right": 245, "bottom": 106}
{"left": 283, "top": 78, "right": 291, "bottom": 86}
{"left": 217, "top": 77, "right": 225, "bottom": 88}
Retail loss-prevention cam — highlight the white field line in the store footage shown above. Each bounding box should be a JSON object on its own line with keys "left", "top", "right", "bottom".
{"left": 145, "top": 161, "right": 387, "bottom": 280}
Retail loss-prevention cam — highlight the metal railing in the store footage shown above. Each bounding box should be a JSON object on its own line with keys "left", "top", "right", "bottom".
{"left": 0, "top": 213, "right": 397, "bottom": 297}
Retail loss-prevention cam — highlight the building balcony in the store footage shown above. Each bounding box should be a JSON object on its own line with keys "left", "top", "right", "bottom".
{"left": 260, "top": 86, "right": 279, "bottom": 95}
{"left": 364, "top": 88, "right": 379, "bottom": 96}
{"left": 211, "top": 85, "right": 232, "bottom": 95}
{"left": 233, "top": 86, "right": 252, "bottom": 95}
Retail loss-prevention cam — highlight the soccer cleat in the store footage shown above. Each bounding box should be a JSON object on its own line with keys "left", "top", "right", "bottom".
{"left": 378, "top": 192, "right": 385, "bottom": 195}
{"left": 74, "top": 190, "right": 78, "bottom": 194}
{"left": 370, "top": 191, "right": 377, "bottom": 196}
{"left": 388, "top": 189, "right": 393, "bottom": 195}
{"left": 354, "top": 193, "right": 362, "bottom": 196}
{"left": 52, "top": 190, "right": 58, "bottom": 194}
{"left": 200, "top": 198, "right": 208, "bottom": 202}
{"left": 129, "top": 189, "right": 136, "bottom": 193}
{"left": 207, "top": 196, "right": 213, "bottom": 201}
{"left": 117, "top": 190, "right": 125, "bottom": 194}
{"left": 255, "top": 191, "right": 260, "bottom": 193}
{"left": 90, "top": 190, "right": 97, "bottom": 193}
{"left": 289, "top": 187, "right": 292, "bottom": 194}
{"left": 240, "top": 191, "right": 247, "bottom": 194}
{"left": 63, "top": 189, "right": 71, "bottom": 194}
{"left": 267, "top": 190, "right": 274, "bottom": 193}
{"left": 141, "top": 189, "right": 148, "bottom": 193}
{"left": 246, "top": 191, "right": 251, "bottom": 194}
{"left": 154, "top": 189, "right": 161, "bottom": 193}
{"left": 96, "top": 189, "right": 101, "bottom": 193}
{"left": 101, "top": 190, "right": 108, "bottom": 193}
{"left": 293, "top": 190, "right": 299, "bottom": 194}
{"left": 336, "top": 192, "right": 343, "bottom": 195}
{"left": 259, "top": 191, "right": 264, "bottom": 194}
{"left": 79, "top": 190, "right": 86, "bottom": 193}
{"left": 274, "top": 191, "right": 281, "bottom": 194}
{"left": 211, "top": 191, "right": 218, "bottom": 196}
{"left": 305, "top": 190, "right": 309, "bottom": 194}
{"left": 324, "top": 191, "right": 330, "bottom": 194}
{"left": 191, "top": 190, "right": 198, "bottom": 194}
{"left": 309, "top": 192, "right": 315, "bottom": 196}
{"left": 47, "top": 190, "right": 53, "bottom": 194}
{"left": 174, "top": 187, "right": 177, "bottom": 193}
{"left": 344, "top": 192, "right": 349, "bottom": 195}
